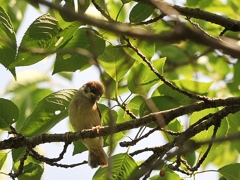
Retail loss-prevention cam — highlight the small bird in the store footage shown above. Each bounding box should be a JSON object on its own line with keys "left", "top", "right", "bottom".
{"left": 68, "top": 81, "right": 108, "bottom": 168}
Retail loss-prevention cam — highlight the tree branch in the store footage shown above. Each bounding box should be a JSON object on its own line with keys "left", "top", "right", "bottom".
{"left": 1, "top": 97, "right": 240, "bottom": 150}
{"left": 29, "top": 0, "right": 240, "bottom": 58}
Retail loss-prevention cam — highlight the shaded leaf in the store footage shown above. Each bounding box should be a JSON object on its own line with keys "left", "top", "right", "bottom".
{"left": 10, "top": 15, "right": 80, "bottom": 67}
{"left": 20, "top": 89, "right": 77, "bottom": 136}
{"left": 218, "top": 163, "right": 240, "bottom": 180}
{"left": 0, "top": 5, "right": 16, "bottom": 77}
{"left": 0, "top": 98, "right": 19, "bottom": 130}
{"left": 129, "top": 3, "right": 155, "bottom": 23}
{"left": 53, "top": 28, "right": 105, "bottom": 74}
{"left": 12, "top": 147, "right": 26, "bottom": 163}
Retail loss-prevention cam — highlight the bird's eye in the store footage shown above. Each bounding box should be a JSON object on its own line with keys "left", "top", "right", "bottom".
{"left": 90, "top": 86, "right": 96, "bottom": 94}
{"left": 84, "top": 86, "right": 90, "bottom": 93}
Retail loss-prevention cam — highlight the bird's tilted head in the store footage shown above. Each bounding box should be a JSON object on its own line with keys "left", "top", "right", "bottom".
{"left": 80, "top": 81, "right": 105, "bottom": 103}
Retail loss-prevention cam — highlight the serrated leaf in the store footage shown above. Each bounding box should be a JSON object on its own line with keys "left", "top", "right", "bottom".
{"left": 20, "top": 89, "right": 77, "bottom": 136}
{"left": 0, "top": 151, "right": 7, "bottom": 170}
{"left": 0, "top": 1, "right": 27, "bottom": 30}
{"left": 98, "top": 46, "right": 135, "bottom": 81}
{"left": 0, "top": 98, "right": 19, "bottom": 130}
{"left": 0, "top": 5, "right": 16, "bottom": 77}
{"left": 53, "top": 28, "right": 105, "bottom": 74}
{"left": 129, "top": 3, "right": 155, "bottom": 23}
{"left": 218, "top": 163, "right": 240, "bottom": 180}
{"left": 10, "top": 15, "right": 80, "bottom": 68}
{"left": 93, "top": 153, "right": 139, "bottom": 180}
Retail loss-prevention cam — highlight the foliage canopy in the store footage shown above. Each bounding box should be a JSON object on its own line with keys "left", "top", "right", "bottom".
{"left": 0, "top": 0, "right": 240, "bottom": 179}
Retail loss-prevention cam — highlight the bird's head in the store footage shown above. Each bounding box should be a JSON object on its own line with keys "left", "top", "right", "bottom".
{"left": 80, "top": 81, "right": 105, "bottom": 103}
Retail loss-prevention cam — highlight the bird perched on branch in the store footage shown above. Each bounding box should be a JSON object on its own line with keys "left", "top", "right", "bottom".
{"left": 68, "top": 81, "right": 108, "bottom": 168}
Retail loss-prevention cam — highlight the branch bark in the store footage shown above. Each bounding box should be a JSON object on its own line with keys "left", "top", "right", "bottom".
{"left": 29, "top": 0, "right": 240, "bottom": 58}
{"left": 1, "top": 96, "right": 240, "bottom": 150}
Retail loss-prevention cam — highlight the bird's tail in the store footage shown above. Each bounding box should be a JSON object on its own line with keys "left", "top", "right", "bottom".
{"left": 88, "top": 148, "right": 108, "bottom": 168}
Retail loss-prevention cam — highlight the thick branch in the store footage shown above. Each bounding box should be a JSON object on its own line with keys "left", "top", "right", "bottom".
{"left": 29, "top": 0, "right": 240, "bottom": 58}
{"left": 149, "top": 0, "right": 240, "bottom": 32}
{"left": 1, "top": 97, "right": 240, "bottom": 150}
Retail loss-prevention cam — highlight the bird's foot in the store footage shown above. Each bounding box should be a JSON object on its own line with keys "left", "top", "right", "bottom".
{"left": 92, "top": 125, "right": 101, "bottom": 133}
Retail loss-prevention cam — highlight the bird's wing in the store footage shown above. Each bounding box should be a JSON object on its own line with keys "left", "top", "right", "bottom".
{"left": 97, "top": 103, "right": 102, "bottom": 126}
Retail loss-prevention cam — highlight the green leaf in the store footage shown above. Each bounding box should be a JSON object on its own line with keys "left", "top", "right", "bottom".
{"left": 53, "top": 27, "right": 105, "bottom": 74}
{"left": 129, "top": 3, "right": 155, "bottom": 23}
{"left": 98, "top": 46, "right": 135, "bottom": 81}
{"left": 162, "top": 119, "right": 183, "bottom": 142}
{"left": 93, "top": 153, "right": 139, "bottom": 180}
{"left": 157, "top": 83, "right": 195, "bottom": 105}
{"left": 190, "top": 108, "right": 228, "bottom": 151}
{"left": 139, "top": 96, "right": 179, "bottom": 117}
{"left": 128, "top": 58, "right": 165, "bottom": 94}
{"left": 218, "top": 163, "right": 240, "bottom": 180}
{"left": 150, "top": 167, "right": 183, "bottom": 180}
{"left": 20, "top": 89, "right": 77, "bottom": 136}
{"left": 227, "top": 112, "right": 240, "bottom": 152}
{"left": 0, "top": 5, "right": 16, "bottom": 77}
{"left": 126, "top": 95, "right": 145, "bottom": 116}
{"left": 14, "top": 156, "right": 43, "bottom": 180}
{"left": 121, "top": 0, "right": 131, "bottom": 4}
{"left": 0, "top": 98, "right": 19, "bottom": 130}
{"left": 174, "top": 79, "right": 213, "bottom": 94}
{"left": 0, "top": 1, "right": 27, "bottom": 30}
{"left": 12, "top": 147, "right": 26, "bottom": 163}
{"left": 72, "top": 139, "right": 87, "bottom": 155}
{"left": 0, "top": 151, "right": 7, "bottom": 170}
{"left": 130, "top": 37, "right": 155, "bottom": 60}
{"left": 59, "top": 0, "right": 76, "bottom": 22}
{"left": 10, "top": 15, "right": 80, "bottom": 68}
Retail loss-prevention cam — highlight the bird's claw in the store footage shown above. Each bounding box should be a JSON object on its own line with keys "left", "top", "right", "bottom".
{"left": 92, "top": 125, "right": 101, "bottom": 134}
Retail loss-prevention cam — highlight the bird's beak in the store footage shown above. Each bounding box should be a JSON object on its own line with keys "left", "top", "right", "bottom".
{"left": 96, "top": 95, "right": 101, "bottom": 101}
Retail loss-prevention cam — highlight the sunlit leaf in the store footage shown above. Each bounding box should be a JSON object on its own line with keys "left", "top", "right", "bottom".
{"left": 98, "top": 46, "right": 135, "bottom": 81}
{"left": 128, "top": 58, "right": 165, "bottom": 94}
{"left": 93, "top": 153, "right": 139, "bottom": 180}
{"left": 0, "top": 151, "right": 7, "bottom": 170}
